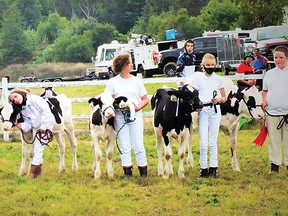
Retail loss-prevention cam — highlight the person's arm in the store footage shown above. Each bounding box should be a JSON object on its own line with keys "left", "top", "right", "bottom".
{"left": 134, "top": 95, "right": 149, "bottom": 111}
{"left": 212, "top": 87, "right": 226, "bottom": 104}
{"left": 262, "top": 90, "right": 268, "bottom": 110}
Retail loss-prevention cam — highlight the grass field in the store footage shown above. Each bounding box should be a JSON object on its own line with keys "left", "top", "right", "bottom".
{"left": 0, "top": 83, "right": 287, "bottom": 215}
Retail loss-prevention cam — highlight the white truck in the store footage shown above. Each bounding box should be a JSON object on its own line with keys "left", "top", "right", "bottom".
{"left": 91, "top": 37, "right": 160, "bottom": 78}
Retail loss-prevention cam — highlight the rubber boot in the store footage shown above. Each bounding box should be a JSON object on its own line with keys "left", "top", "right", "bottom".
{"left": 28, "top": 164, "right": 42, "bottom": 178}
{"left": 268, "top": 163, "right": 279, "bottom": 176}
{"left": 198, "top": 168, "right": 208, "bottom": 178}
{"left": 208, "top": 167, "right": 218, "bottom": 178}
{"left": 138, "top": 166, "right": 148, "bottom": 177}
{"left": 123, "top": 166, "right": 133, "bottom": 179}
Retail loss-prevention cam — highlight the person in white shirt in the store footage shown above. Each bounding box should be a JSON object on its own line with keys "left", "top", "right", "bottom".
{"left": 105, "top": 53, "right": 149, "bottom": 178}
{"left": 8, "top": 89, "right": 56, "bottom": 178}
{"left": 186, "top": 53, "right": 226, "bottom": 178}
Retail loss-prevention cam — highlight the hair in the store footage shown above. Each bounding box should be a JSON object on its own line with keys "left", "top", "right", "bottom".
{"left": 112, "top": 53, "right": 131, "bottom": 73}
{"left": 201, "top": 53, "right": 216, "bottom": 67}
{"left": 273, "top": 45, "right": 288, "bottom": 57}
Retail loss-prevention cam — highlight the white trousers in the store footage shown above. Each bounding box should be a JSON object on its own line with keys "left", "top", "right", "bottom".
{"left": 198, "top": 106, "right": 221, "bottom": 169}
{"left": 266, "top": 115, "right": 288, "bottom": 166}
{"left": 29, "top": 128, "right": 45, "bottom": 165}
{"left": 114, "top": 111, "right": 147, "bottom": 167}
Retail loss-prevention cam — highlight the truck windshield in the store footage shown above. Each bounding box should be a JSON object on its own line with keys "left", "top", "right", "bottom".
{"left": 105, "top": 49, "right": 116, "bottom": 61}
{"left": 257, "top": 26, "right": 288, "bottom": 41}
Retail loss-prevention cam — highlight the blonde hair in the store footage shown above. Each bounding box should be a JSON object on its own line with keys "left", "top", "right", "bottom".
{"left": 201, "top": 53, "right": 216, "bottom": 67}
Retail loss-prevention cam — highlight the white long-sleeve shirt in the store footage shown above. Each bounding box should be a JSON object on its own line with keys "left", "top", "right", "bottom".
{"left": 20, "top": 94, "right": 55, "bottom": 132}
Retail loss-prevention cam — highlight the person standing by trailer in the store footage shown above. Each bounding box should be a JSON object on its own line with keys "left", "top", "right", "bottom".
{"left": 262, "top": 45, "right": 288, "bottom": 176}
{"left": 253, "top": 48, "right": 268, "bottom": 90}
{"left": 186, "top": 53, "right": 226, "bottom": 178}
{"left": 176, "top": 39, "right": 196, "bottom": 88}
{"left": 105, "top": 53, "right": 149, "bottom": 178}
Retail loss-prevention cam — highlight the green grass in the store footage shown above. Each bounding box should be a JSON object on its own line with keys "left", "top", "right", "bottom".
{"left": 0, "top": 126, "right": 288, "bottom": 215}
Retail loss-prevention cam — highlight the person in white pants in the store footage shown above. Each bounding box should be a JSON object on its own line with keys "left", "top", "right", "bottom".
{"left": 8, "top": 89, "right": 55, "bottom": 178}
{"left": 186, "top": 53, "right": 226, "bottom": 178}
{"left": 105, "top": 53, "right": 149, "bottom": 178}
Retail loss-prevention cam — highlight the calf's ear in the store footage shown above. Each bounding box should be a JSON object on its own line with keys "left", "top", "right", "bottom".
{"left": 167, "top": 90, "right": 179, "bottom": 97}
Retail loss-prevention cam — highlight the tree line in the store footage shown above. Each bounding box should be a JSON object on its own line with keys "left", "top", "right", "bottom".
{"left": 0, "top": 0, "right": 287, "bottom": 67}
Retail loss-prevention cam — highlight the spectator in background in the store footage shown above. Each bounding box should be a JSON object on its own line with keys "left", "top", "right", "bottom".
{"left": 176, "top": 39, "right": 196, "bottom": 88}
{"left": 262, "top": 45, "right": 288, "bottom": 177}
{"left": 236, "top": 51, "right": 256, "bottom": 89}
{"left": 253, "top": 48, "right": 268, "bottom": 90}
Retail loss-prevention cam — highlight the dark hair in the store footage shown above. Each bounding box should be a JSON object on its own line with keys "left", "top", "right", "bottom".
{"left": 273, "top": 45, "right": 288, "bottom": 57}
{"left": 254, "top": 48, "right": 260, "bottom": 52}
{"left": 112, "top": 53, "right": 131, "bottom": 73}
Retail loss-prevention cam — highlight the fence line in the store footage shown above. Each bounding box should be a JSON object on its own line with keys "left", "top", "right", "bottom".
{"left": 1, "top": 73, "right": 265, "bottom": 120}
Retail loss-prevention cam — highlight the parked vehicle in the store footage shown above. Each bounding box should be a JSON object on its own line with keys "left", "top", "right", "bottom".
{"left": 245, "top": 25, "right": 288, "bottom": 61}
{"left": 158, "top": 36, "right": 245, "bottom": 76}
{"left": 91, "top": 36, "right": 160, "bottom": 78}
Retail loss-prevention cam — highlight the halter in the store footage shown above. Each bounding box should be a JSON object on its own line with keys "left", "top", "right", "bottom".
{"left": 101, "top": 105, "right": 115, "bottom": 117}
{"left": 242, "top": 97, "right": 262, "bottom": 118}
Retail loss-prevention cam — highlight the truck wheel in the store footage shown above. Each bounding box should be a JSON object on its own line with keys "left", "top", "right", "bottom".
{"left": 21, "top": 79, "right": 29, "bottom": 83}
{"left": 33, "top": 78, "right": 39, "bottom": 82}
{"left": 163, "top": 62, "right": 177, "bottom": 77}
{"left": 42, "top": 79, "right": 50, "bottom": 83}
{"left": 139, "top": 66, "right": 152, "bottom": 78}
{"left": 221, "top": 65, "right": 230, "bottom": 75}
{"left": 53, "top": 79, "right": 62, "bottom": 82}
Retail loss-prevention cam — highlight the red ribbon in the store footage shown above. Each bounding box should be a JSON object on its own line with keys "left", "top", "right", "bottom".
{"left": 252, "top": 124, "right": 268, "bottom": 147}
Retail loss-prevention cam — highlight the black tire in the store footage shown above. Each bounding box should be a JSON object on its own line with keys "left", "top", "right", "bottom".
{"left": 143, "top": 70, "right": 153, "bottom": 78}
{"left": 139, "top": 66, "right": 152, "bottom": 78}
{"left": 21, "top": 79, "right": 29, "bottom": 83}
{"left": 221, "top": 65, "right": 230, "bottom": 75}
{"left": 163, "top": 62, "right": 177, "bottom": 77}
{"left": 33, "top": 78, "right": 39, "bottom": 82}
{"left": 53, "top": 79, "right": 62, "bottom": 82}
{"left": 42, "top": 79, "right": 50, "bottom": 83}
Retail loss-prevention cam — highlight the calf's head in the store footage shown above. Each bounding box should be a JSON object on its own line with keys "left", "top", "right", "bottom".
{"left": 88, "top": 92, "right": 115, "bottom": 119}
{"left": 0, "top": 103, "right": 23, "bottom": 131}
{"left": 169, "top": 84, "right": 203, "bottom": 112}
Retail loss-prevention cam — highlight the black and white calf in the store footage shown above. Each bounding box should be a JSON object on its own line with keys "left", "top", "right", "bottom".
{"left": 0, "top": 94, "right": 78, "bottom": 176}
{"left": 191, "top": 77, "right": 264, "bottom": 171}
{"left": 88, "top": 92, "right": 116, "bottom": 179}
{"left": 88, "top": 93, "right": 128, "bottom": 179}
{"left": 151, "top": 84, "right": 203, "bottom": 179}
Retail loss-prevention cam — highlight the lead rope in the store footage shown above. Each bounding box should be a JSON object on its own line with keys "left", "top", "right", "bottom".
{"left": 265, "top": 110, "right": 288, "bottom": 130}
{"left": 21, "top": 129, "right": 53, "bottom": 146}
{"left": 115, "top": 108, "right": 135, "bottom": 154}
{"left": 212, "top": 90, "right": 218, "bottom": 113}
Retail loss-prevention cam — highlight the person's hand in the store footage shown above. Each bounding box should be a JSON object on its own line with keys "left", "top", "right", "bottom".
{"left": 15, "top": 123, "right": 21, "bottom": 129}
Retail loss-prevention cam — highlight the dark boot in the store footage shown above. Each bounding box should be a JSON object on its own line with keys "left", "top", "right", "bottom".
{"left": 268, "top": 163, "right": 279, "bottom": 175}
{"left": 123, "top": 166, "right": 133, "bottom": 179}
{"left": 198, "top": 168, "right": 208, "bottom": 178}
{"left": 28, "top": 164, "right": 42, "bottom": 178}
{"left": 138, "top": 166, "right": 148, "bottom": 177}
{"left": 208, "top": 167, "right": 218, "bottom": 178}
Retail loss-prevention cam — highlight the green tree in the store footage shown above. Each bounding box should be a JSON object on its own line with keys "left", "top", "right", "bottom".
{"left": 37, "top": 12, "right": 69, "bottom": 44}
{"left": 169, "top": 0, "right": 209, "bottom": 16}
{"left": 236, "top": 0, "right": 288, "bottom": 29}
{"left": 198, "top": 0, "right": 239, "bottom": 32}
{"left": 0, "top": 2, "right": 31, "bottom": 65}
{"left": 17, "top": 0, "right": 43, "bottom": 29}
